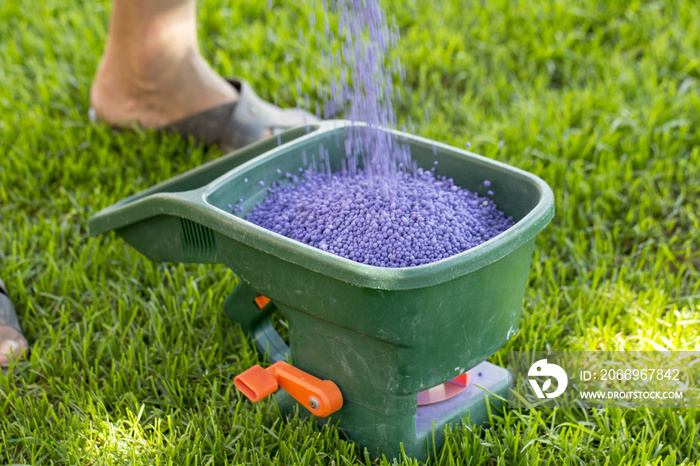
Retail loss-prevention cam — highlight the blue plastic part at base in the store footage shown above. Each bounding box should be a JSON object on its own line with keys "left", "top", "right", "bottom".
{"left": 272, "top": 360, "right": 510, "bottom": 461}
{"left": 415, "top": 361, "right": 510, "bottom": 436}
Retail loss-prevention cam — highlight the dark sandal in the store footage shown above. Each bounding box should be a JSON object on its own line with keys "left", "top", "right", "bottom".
{"left": 161, "top": 79, "right": 319, "bottom": 152}
{"left": 0, "top": 277, "right": 28, "bottom": 370}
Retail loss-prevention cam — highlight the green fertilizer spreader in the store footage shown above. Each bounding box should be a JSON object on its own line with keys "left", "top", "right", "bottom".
{"left": 89, "top": 121, "right": 554, "bottom": 461}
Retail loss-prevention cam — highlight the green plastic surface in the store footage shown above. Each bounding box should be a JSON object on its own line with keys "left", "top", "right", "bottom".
{"left": 89, "top": 121, "right": 554, "bottom": 460}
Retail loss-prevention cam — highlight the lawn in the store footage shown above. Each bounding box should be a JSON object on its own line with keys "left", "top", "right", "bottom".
{"left": 1, "top": 0, "right": 699, "bottom": 464}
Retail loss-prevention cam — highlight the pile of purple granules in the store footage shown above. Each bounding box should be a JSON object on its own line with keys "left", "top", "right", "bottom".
{"left": 246, "top": 169, "right": 515, "bottom": 268}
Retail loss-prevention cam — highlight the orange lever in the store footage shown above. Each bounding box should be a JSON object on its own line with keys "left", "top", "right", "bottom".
{"left": 234, "top": 361, "right": 343, "bottom": 418}
{"left": 254, "top": 295, "right": 271, "bottom": 309}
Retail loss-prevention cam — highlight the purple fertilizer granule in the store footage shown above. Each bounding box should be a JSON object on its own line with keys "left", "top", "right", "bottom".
{"left": 246, "top": 170, "right": 515, "bottom": 268}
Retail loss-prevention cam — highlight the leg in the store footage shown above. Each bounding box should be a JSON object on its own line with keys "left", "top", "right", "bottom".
{"left": 0, "top": 278, "right": 28, "bottom": 370}
{"left": 90, "top": 0, "right": 238, "bottom": 129}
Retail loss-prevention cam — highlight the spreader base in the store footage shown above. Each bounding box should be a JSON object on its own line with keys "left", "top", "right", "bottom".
{"left": 273, "top": 361, "right": 510, "bottom": 461}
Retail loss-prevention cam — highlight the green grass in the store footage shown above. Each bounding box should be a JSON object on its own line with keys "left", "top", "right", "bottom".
{"left": 1, "top": 0, "right": 699, "bottom": 464}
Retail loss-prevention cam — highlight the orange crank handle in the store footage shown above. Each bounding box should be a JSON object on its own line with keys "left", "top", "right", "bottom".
{"left": 234, "top": 361, "right": 343, "bottom": 418}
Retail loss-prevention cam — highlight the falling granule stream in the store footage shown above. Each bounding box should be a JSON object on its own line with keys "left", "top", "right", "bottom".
{"left": 328, "top": 0, "right": 410, "bottom": 180}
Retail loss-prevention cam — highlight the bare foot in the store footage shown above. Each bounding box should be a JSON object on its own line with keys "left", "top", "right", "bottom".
{"left": 90, "top": 42, "right": 239, "bottom": 129}
{"left": 90, "top": 0, "right": 319, "bottom": 149}
{"left": 0, "top": 280, "right": 28, "bottom": 370}
{"left": 90, "top": 0, "right": 239, "bottom": 130}
{"left": 0, "top": 326, "right": 28, "bottom": 369}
